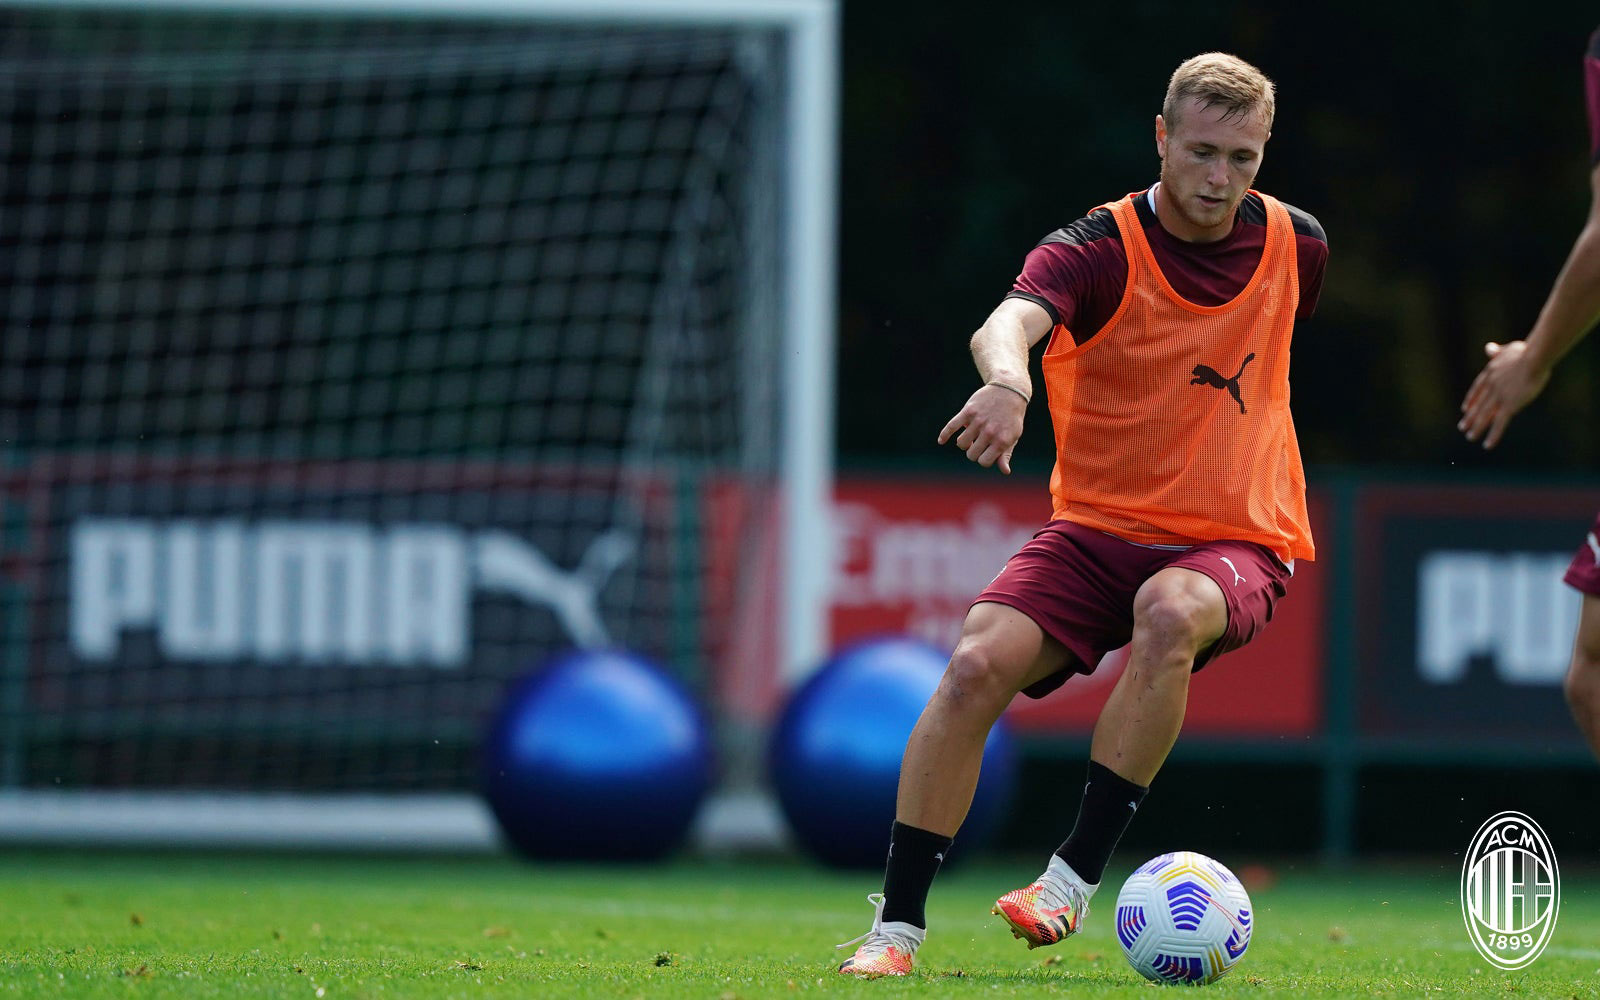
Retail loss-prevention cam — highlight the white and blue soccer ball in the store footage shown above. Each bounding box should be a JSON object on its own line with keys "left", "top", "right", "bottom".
{"left": 1114, "top": 851, "right": 1253, "bottom": 985}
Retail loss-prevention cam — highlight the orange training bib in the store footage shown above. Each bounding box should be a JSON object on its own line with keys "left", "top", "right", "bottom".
{"left": 1040, "top": 190, "right": 1314, "bottom": 563}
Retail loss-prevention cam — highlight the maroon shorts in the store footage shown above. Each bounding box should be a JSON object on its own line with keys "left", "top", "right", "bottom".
{"left": 976, "top": 519, "right": 1293, "bottom": 699}
{"left": 1565, "top": 512, "right": 1600, "bottom": 597}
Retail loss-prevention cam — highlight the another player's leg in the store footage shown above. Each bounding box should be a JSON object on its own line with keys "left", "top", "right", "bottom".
{"left": 994, "top": 568, "right": 1226, "bottom": 949}
{"left": 837, "top": 602, "right": 1068, "bottom": 977}
{"left": 1562, "top": 595, "right": 1600, "bottom": 761}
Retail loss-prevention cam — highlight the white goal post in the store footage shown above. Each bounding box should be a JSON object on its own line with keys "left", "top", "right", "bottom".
{"left": 0, "top": 0, "right": 836, "bottom": 849}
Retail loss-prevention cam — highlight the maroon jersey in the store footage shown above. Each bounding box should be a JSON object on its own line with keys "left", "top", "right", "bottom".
{"left": 1587, "top": 26, "right": 1600, "bottom": 164}
{"left": 1007, "top": 188, "right": 1329, "bottom": 346}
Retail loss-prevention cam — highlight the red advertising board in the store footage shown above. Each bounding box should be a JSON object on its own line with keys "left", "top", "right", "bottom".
{"left": 831, "top": 478, "right": 1051, "bottom": 653}
{"left": 830, "top": 476, "right": 1327, "bottom": 738}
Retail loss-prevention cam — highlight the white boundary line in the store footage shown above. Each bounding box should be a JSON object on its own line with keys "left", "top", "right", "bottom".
{"left": 0, "top": 790, "right": 786, "bottom": 853}
{"left": 0, "top": 790, "right": 503, "bottom": 851}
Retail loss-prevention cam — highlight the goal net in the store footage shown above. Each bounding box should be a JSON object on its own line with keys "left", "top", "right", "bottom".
{"left": 0, "top": 0, "right": 835, "bottom": 844}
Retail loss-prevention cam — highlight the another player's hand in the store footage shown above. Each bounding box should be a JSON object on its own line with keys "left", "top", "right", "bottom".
{"left": 1458, "top": 340, "right": 1551, "bottom": 449}
{"left": 938, "top": 384, "right": 1027, "bottom": 474}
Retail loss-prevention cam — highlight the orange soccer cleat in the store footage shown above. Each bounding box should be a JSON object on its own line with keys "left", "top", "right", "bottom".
{"left": 992, "top": 858, "right": 1095, "bottom": 949}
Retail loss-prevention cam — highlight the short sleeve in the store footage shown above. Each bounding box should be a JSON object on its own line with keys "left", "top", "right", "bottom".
{"left": 1008, "top": 242, "right": 1095, "bottom": 331}
{"left": 1003, "top": 209, "right": 1127, "bottom": 344}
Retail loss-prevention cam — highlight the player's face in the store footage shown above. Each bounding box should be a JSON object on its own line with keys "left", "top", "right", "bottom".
{"left": 1154, "top": 96, "right": 1269, "bottom": 241}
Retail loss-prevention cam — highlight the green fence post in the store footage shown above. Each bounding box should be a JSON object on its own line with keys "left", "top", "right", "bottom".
{"left": 1320, "top": 473, "right": 1360, "bottom": 863}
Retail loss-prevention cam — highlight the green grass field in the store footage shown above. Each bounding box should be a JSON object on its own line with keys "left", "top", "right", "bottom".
{"left": 1, "top": 850, "right": 1596, "bottom": 999}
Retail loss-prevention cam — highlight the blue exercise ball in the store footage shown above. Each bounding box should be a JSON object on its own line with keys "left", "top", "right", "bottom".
{"left": 482, "top": 649, "right": 712, "bottom": 861}
{"left": 770, "top": 636, "right": 1018, "bottom": 868}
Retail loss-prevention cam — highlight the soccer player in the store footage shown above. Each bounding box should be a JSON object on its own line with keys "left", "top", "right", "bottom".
{"left": 1457, "top": 27, "right": 1600, "bottom": 761}
{"left": 836, "top": 52, "right": 1328, "bottom": 977}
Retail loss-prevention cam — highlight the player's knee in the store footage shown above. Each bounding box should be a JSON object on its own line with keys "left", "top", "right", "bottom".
{"left": 938, "top": 640, "right": 1013, "bottom": 711}
{"left": 1133, "top": 582, "right": 1216, "bottom": 659}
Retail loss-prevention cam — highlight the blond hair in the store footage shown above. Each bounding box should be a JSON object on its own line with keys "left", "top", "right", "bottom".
{"left": 1163, "top": 53, "right": 1275, "bottom": 130}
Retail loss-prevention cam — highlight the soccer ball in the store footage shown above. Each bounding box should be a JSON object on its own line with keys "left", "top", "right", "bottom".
{"left": 1114, "top": 851, "right": 1253, "bottom": 984}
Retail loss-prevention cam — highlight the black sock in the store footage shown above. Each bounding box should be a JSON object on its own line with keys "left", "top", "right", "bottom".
{"left": 1054, "top": 760, "right": 1149, "bottom": 885}
{"left": 880, "top": 821, "right": 953, "bottom": 928}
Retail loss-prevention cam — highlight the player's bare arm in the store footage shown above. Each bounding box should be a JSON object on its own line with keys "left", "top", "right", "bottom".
{"left": 1460, "top": 162, "right": 1600, "bottom": 448}
{"left": 937, "top": 296, "right": 1053, "bottom": 474}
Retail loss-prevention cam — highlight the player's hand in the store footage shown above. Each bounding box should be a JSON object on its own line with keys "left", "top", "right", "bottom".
{"left": 1458, "top": 340, "right": 1551, "bottom": 449}
{"left": 938, "top": 384, "right": 1027, "bottom": 474}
